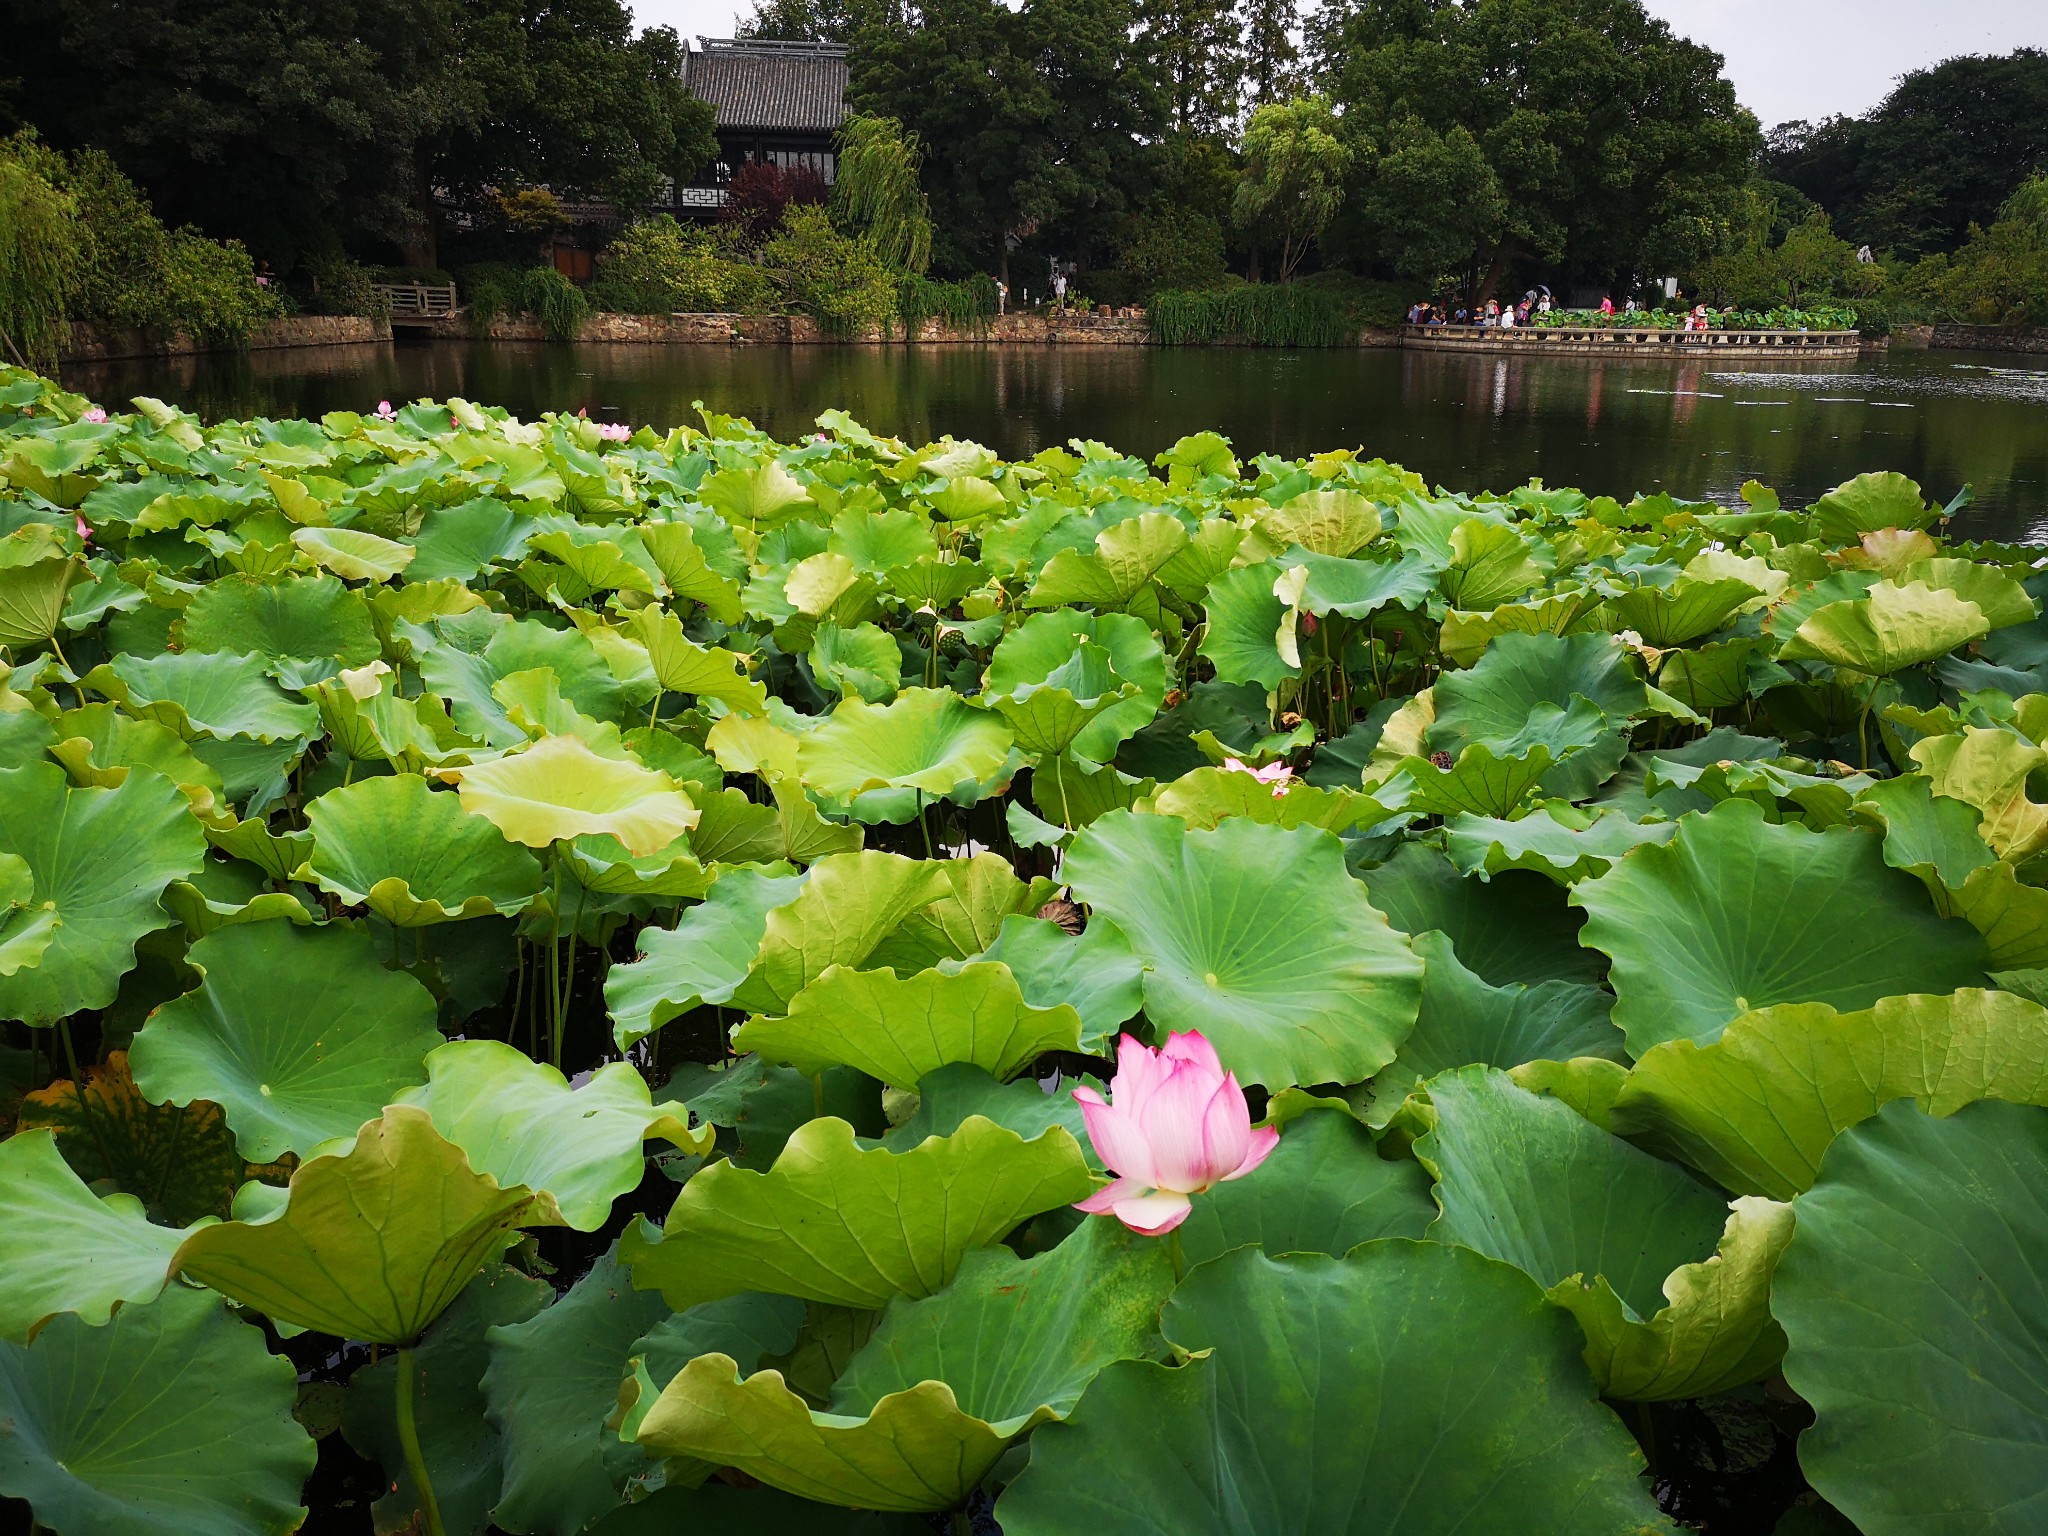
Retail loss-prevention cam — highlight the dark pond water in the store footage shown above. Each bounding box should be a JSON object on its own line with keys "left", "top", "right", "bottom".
{"left": 63, "top": 338, "right": 2048, "bottom": 543}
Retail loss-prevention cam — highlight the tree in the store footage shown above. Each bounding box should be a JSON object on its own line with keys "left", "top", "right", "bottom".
{"left": 1239, "top": 0, "right": 1303, "bottom": 109}
{"left": 1766, "top": 50, "right": 2048, "bottom": 259}
{"left": 1335, "top": 119, "right": 1504, "bottom": 286}
{"left": 1232, "top": 97, "right": 1350, "bottom": 281}
{"left": 1900, "top": 173, "right": 2048, "bottom": 327}
{"left": 1136, "top": 0, "right": 1243, "bottom": 135}
{"left": 0, "top": 150, "right": 76, "bottom": 371}
{"left": 1319, "top": 0, "right": 1756, "bottom": 298}
{"left": 832, "top": 114, "right": 935, "bottom": 273}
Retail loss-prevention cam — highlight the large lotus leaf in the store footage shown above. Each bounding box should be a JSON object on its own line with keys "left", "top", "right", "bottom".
{"left": 0, "top": 1286, "right": 316, "bottom": 1536}
{"left": 996, "top": 1243, "right": 1671, "bottom": 1535}
{"left": 809, "top": 621, "right": 902, "bottom": 701}
{"left": 0, "top": 551, "right": 85, "bottom": 645}
{"left": 738, "top": 850, "right": 953, "bottom": 1012}
{"left": 1779, "top": 580, "right": 1989, "bottom": 674}
{"left": 128, "top": 921, "right": 443, "bottom": 1162}
{"left": 172, "top": 572, "right": 380, "bottom": 667}
{"left": 1776, "top": 1098, "right": 2048, "bottom": 1534}
{"left": 625, "top": 607, "right": 767, "bottom": 712}
{"left": 985, "top": 642, "right": 1136, "bottom": 760}
{"left": 1357, "top": 840, "right": 1602, "bottom": 986}
{"left": 1898, "top": 556, "right": 2035, "bottom": 629}
{"left": 1416, "top": 1066, "right": 1730, "bottom": 1321}
{"left": 1809, "top": 469, "right": 1935, "bottom": 545}
{"left": 1257, "top": 488, "right": 1379, "bottom": 556}
{"left": 1573, "top": 799, "right": 1988, "bottom": 1054}
{"left": 795, "top": 689, "right": 1012, "bottom": 801}
{"left": 49, "top": 702, "right": 228, "bottom": 819}
{"left": 342, "top": 1264, "right": 551, "bottom": 1536}
{"left": 1177, "top": 1100, "right": 1434, "bottom": 1266}
{"left": 1387, "top": 741, "right": 1561, "bottom": 819}
{"left": 397, "top": 1041, "right": 708, "bottom": 1230}
{"left": 1062, "top": 811, "right": 1423, "bottom": 1089}
{"left": 1610, "top": 989, "right": 2048, "bottom": 1199}
{"left": 0, "top": 761, "right": 206, "bottom": 1024}
{"left": 976, "top": 914, "right": 1145, "bottom": 1047}
{"left": 1445, "top": 804, "right": 1680, "bottom": 884}
{"left": 305, "top": 772, "right": 544, "bottom": 925}
{"left": 1026, "top": 512, "right": 1188, "bottom": 611}
{"left": 94, "top": 651, "right": 319, "bottom": 742}
{"left": 172, "top": 1105, "right": 545, "bottom": 1343}
{"left": 734, "top": 961, "right": 1082, "bottom": 1090}
{"left": 0, "top": 1129, "right": 208, "bottom": 1343}
{"left": 1142, "top": 765, "right": 1396, "bottom": 836}
{"left": 635, "top": 1218, "right": 1171, "bottom": 1512}
{"left": 407, "top": 496, "right": 533, "bottom": 584}
{"left": 1369, "top": 932, "right": 1624, "bottom": 1118}
{"left": 1429, "top": 631, "right": 1644, "bottom": 751}
{"left": 1608, "top": 576, "right": 1759, "bottom": 647}
{"left": 985, "top": 609, "right": 1167, "bottom": 762}
{"left": 1438, "top": 588, "right": 1605, "bottom": 668}
{"left": 1440, "top": 516, "right": 1544, "bottom": 607}
{"left": 860, "top": 853, "right": 1054, "bottom": 975}
{"left": 636, "top": 520, "right": 746, "bottom": 623}
{"left": 1284, "top": 548, "right": 1442, "bottom": 618}
{"left": 699, "top": 459, "right": 813, "bottom": 528}
{"left": 1198, "top": 561, "right": 1295, "bottom": 687}
{"left": 880, "top": 1064, "right": 1096, "bottom": 1161}
{"left": 441, "top": 733, "right": 698, "bottom": 857}
{"left": 622, "top": 1116, "right": 1093, "bottom": 1311}
{"left": 606, "top": 865, "right": 807, "bottom": 1047}
{"left": 291, "top": 524, "right": 415, "bottom": 580}
{"left": 1910, "top": 726, "right": 2048, "bottom": 862}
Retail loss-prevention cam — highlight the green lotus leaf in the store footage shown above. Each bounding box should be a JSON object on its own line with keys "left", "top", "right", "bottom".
{"left": 699, "top": 459, "right": 813, "bottom": 528}
{"left": 828, "top": 507, "right": 937, "bottom": 573}
{"left": 1608, "top": 576, "right": 1759, "bottom": 646}
{"left": 976, "top": 913, "right": 1144, "bottom": 1047}
{"left": 733, "top": 961, "right": 1082, "bottom": 1090}
{"left": 985, "top": 609, "right": 1166, "bottom": 762}
{"left": 1413, "top": 1066, "right": 1775, "bottom": 1399}
{"left": 172, "top": 1104, "right": 546, "bottom": 1343}
{"left": 1026, "top": 511, "right": 1188, "bottom": 611}
{"left": 1809, "top": 469, "right": 1936, "bottom": 545}
{"left": 795, "top": 689, "right": 1012, "bottom": 801}
{"left": 1898, "top": 555, "right": 2036, "bottom": 629}
{"left": 605, "top": 865, "right": 807, "bottom": 1047}
{"left": 625, "top": 606, "right": 767, "bottom": 712}
{"left": 1909, "top": 725, "right": 2048, "bottom": 861}
{"left": 1445, "top": 803, "right": 1680, "bottom": 883}
{"left": 407, "top": 496, "right": 533, "bottom": 584}
{"left": 637, "top": 520, "right": 747, "bottom": 623}
{"left": 1143, "top": 765, "right": 1399, "bottom": 834}
{"left": 484, "top": 1247, "right": 802, "bottom": 1536}
{"left": 634, "top": 1217, "right": 1171, "bottom": 1511}
{"left": 172, "top": 572, "right": 380, "bottom": 667}
{"left": 1776, "top": 1098, "right": 2048, "bottom": 1534}
{"left": 343, "top": 1264, "right": 551, "bottom": 1536}
{"left": 1440, "top": 516, "right": 1544, "bottom": 607}
{"left": 397, "top": 1041, "right": 709, "bottom": 1230}
{"left": 621, "top": 1115, "right": 1093, "bottom": 1311}
{"left": 0, "top": 1287, "right": 316, "bottom": 1536}
{"left": 1656, "top": 637, "right": 1760, "bottom": 711}
{"left": 1357, "top": 840, "right": 1603, "bottom": 986}
{"left": 862, "top": 853, "right": 1055, "bottom": 973}
{"left": 1197, "top": 560, "right": 1295, "bottom": 687}
{"left": 880, "top": 1062, "right": 1096, "bottom": 1155}
{"left": 738, "top": 850, "right": 954, "bottom": 1011}
{"left": 810, "top": 620, "right": 903, "bottom": 701}
{"left": 0, "top": 852, "right": 52, "bottom": 975}
{"left": 128, "top": 920, "right": 443, "bottom": 1162}
{"left": 558, "top": 830, "right": 714, "bottom": 899}
{"left": 91, "top": 651, "right": 319, "bottom": 743}
{"left": 290, "top": 524, "right": 416, "bottom": 581}
{"left": 525, "top": 528, "right": 661, "bottom": 598}
{"left": 205, "top": 814, "right": 314, "bottom": 882}
{"left": 49, "top": 702, "right": 228, "bottom": 819}
{"left": 313, "top": 672, "right": 477, "bottom": 772}
{"left": 441, "top": 733, "right": 698, "bottom": 857}
{"left": 306, "top": 772, "right": 544, "bottom": 924}
{"left": 1177, "top": 1099, "right": 1434, "bottom": 1266}
{"left": 984, "top": 642, "right": 1136, "bottom": 760}
{"left": 1779, "top": 580, "right": 1989, "bottom": 674}
{"left": 1063, "top": 811, "right": 1423, "bottom": 1089}
{"left": 159, "top": 863, "right": 315, "bottom": 939}
{"left": 1438, "top": 588, "right": 1606, "bottom": 668}
{"left": 679, "top": 783, "right": 783, "bottom": 863}
{"left": 0, "top": 550, "right": 85, "bottom": 646}
{"left": 0, "top": 761, "right": 207, "bottom": 1024}
{"left": 884, "top": 555, "right": 983, "bottom": 609}
{"left": 0, "top": 1129, "right": 210, "bottom": 1343}
{"left": 1610, "top": 988, "right": 2048, "bottom": 1198}
{"left": 1429, "top": 631, "right": 1646, "bottom": 752}
{"left": 1388, "top": 742, "right": 1559, "bottom": 819}
{"left": 1369, "top": 932, "right": 1624, "bottom": 1119}
{"left": 1572, "top": 799, "right": 1989, "bottom": 1054}
{"left": 1258, "top": 487, "right": 1381, "bottom": 556}
{"left": 996, "top": 1243, "right": 1670, "bottom": 1535}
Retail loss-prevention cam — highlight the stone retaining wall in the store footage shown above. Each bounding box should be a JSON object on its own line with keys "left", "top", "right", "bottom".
{"left": 1927, "top": 323, "right": 2048, "bottom": 355}
{"left": 61, "top": 314, "right": 390, "bottom": 362}
{"left": 435, "top": 310, "right": 1159, "bottom": 345}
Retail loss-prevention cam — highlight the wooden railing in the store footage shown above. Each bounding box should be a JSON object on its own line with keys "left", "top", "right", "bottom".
{"left": 375, "top": 283, "right": 458, "bottom": 322}
{"left": 1399, "top": 323, "right": 1864, "bottom": 354}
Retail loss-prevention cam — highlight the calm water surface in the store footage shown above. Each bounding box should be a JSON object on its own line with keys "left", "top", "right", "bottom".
{"left": 64, "top": 339, "right": 2048, "bottom": 543}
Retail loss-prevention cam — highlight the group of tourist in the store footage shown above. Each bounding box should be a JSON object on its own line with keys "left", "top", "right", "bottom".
{"left": 1405, "top": 292, "right": 1720, "bottom": 329}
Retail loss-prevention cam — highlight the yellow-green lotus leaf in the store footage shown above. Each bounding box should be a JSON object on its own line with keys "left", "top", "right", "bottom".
{"left": 440, "top": 733, "right": 698, "bottom": 857}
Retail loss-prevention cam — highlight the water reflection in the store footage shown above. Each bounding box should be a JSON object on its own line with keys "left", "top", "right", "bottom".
{"left": 63, "top": 339, "right": 2048, "bottom": 542}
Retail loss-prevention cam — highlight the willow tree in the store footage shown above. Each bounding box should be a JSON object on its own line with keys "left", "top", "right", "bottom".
{"left": 0, "top": 147, "right": 77, "bottom": 372}
{"left": 831, "top": 113, "right": 934, "bottom": 275}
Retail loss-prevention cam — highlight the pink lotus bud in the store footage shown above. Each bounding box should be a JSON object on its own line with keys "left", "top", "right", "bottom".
{"left": 1072, "top": 1031, "right": 1279, "bottom": 1235}
{"left": 375, "top": 400, "right": 396, "bottom": 419}
{"left": 81, "top": 407, "right": 107, "bottom": 424}
{"left": 596, "top": 422, "right": 631, "bottom": 441}
{"left": 75, "top": 514, "right": 91, "bottom": 544}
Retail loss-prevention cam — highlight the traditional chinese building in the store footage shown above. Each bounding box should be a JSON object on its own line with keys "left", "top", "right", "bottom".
{"left": 677, "top": 37, "right": 849, "bottom": 213}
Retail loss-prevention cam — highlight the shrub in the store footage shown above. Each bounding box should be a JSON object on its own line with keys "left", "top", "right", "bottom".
{"left": 721, "top": 162, "right": 829, "bottom": 247}
{"left": 1148, "top": 283, "right": 1351, "bottom": 346}
{"left": 761, "top": 204, "right": 897, "bottom": 337}
{"left": 895, "top": 273, "right": 997, "bottom": 335}
{"left": 0, "top": 155, "right": 77, "bottom": 370}
{"left": 1116, "top": 206, "right": 1230, "bottom": 299}
{"left": 588, "top": 217, "right": 771, "bottom": 315}
{"left": 456, "top": 262, "right": 523, "bottom": 336}
{"left": 519, "top": 267, "right": 591, "bottom": 341}
{"left": 302, "top": 258, "right": 390, "bottom": 321}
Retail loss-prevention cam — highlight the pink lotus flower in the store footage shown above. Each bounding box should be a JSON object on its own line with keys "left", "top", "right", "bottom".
{"left": 1222, "top": 756, "right": 1294, "bottom": 798}
{"left": 374, "top": 400, "right": 396, "bottom": 420}
{"left": 81, "top": 407, "right": 107, "bottom": 424}
{"left": 75, "top": 514, "right": 91, "bottom": 544}
{"left": 1073, "top": 1032, "right": 1279, "bottom": 1235}
{"left": 596, "top": 422, "right": 631, "bottom": 441}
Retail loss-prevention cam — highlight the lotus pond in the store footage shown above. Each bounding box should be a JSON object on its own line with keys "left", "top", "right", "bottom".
{"left": 2, "top": 362, "right": 2047, "bottom": 1535}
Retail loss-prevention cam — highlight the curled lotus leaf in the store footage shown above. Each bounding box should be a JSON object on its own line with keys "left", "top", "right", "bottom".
{"left": 1062, "top": 811, "right": 1423, "bottom": 1090}
{"left": 1776, "top": 1099, "right": 2048, "bottom": 1535}
{"left": 980, "top": 615, "right": 1167, "bottom": 747}
{"left": 440, "top": 732, "right": 699, "bottom": 857}
{"left": 129, "top": 919, "right": 444, "bottom": 1162}
{"left": 1572, "top": 798, "right": 1989, "bottom": 1055}
{"left": 996, "top": 1243, "right": 1672, "bottom": 1535}
{"left": 795, "top": 688, "right": 1014, "bottom": 801}
{"left": 291, "top": 524, "right": 416, "bottom": 581}
{"left": 1778, "top": 580, "right": 1990, "bottom": 675}
{"left": 172, "top": 1104, "right": 547, "bottom": 1343}
{"left": 306, "top": 772, "right": 545, "bottom": 924}
{"left": 91, "top": 650, "right": 319, "bottom": 743}
{"left": 622, "top": 1115, "right": 1093, "bottom": 1312}
{"left": 605, "top": 864, "right": 807, "bottom": 1048}
{"left": 397, "top": 1040, "right": 711, "bottom": 1230}
{"left": 171, "top": 571, "right": 380, "bottom": 668}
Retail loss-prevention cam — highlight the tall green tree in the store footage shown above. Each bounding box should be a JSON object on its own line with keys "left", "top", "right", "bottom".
{"left": 1319, "top": 0, "right": 1756, "bottom": 296}
{"left": 832, "top": 114, "right": 935, "bottom": 273}
{"left": 1239, "top": 0, "right": 1303, "bottom": 109}
{"left": 1232, "top": 97, "right": 1350, "bottom": 280}
{"left": 1136, "top": 0, "right": 1243, "bottom": 134}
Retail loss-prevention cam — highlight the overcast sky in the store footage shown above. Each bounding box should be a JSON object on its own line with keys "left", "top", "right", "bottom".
{"left": 631, "top": 0, "right": 2048, "bottom": 128}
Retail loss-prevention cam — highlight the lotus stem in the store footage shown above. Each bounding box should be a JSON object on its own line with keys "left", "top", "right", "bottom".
{"left": 395, "top": 1345, "right": 447, "bottom": 1536}
{"left": 1167, "top": 1226, "right": 1186, "bottom": 1283}
{"left": 648, "top": 686, "right": 663, "bottom": 728}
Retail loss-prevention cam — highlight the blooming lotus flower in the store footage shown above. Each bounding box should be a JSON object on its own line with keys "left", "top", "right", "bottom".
{"left": 1222, "top": 755, "right": 1294, "bottom": 798}
{"left": 80, "top": 407, "right": 107, "bottom": 424}
{"left": 1072, "top": 1032, "right": 1279, "bottom": 1235}
{"left": 374, "top": 400, "right": 396, "bottom": 419}
{"left": 596, "top": 422, "right": 631, "bottom": 442}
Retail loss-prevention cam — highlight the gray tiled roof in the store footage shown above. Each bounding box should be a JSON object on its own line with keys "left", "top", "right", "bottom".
{"left": 685, "top": 40, "right": 849, "bottom": 134}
